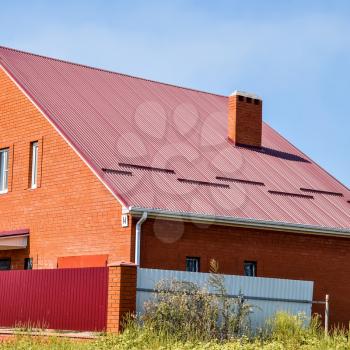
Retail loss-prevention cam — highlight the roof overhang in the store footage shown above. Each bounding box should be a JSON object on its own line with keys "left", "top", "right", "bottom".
{"left": 0, "top": 229, "right": 29, "bottom": 250}
{"left": 128, "top": 207, "right": 350, "bottom": 238}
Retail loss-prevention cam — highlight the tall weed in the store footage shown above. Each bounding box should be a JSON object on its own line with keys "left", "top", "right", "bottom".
{"left": 140, "top": 259, "right": 252, "bottom": 342}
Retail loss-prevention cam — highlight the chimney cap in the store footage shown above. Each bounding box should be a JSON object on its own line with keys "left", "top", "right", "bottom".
{"left": 231, "top": 90, "right": 262, "bottom": 101}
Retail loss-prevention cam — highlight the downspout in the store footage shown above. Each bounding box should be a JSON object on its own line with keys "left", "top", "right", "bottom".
{"left": 135, "top": 212, "right": 148, "bottom": 266}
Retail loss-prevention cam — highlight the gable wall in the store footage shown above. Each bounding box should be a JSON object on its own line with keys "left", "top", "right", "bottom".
{"left": 0, "top": 67, "right": 133, "bottom": 269}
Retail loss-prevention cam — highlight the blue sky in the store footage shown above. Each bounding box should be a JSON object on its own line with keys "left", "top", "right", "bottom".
{"left": 1, "top": 0, "right": 349, "bottom": 187}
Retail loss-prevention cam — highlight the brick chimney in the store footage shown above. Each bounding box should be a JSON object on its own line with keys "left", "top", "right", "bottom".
{"left": 228, "top": 91, "right": 262, "bottom": 148}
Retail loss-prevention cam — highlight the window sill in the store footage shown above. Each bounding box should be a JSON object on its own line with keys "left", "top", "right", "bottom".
{"left": 27, "top": 185, "right": 40, "bottom": 191}
{"left": 0, "top": 190, "right": 8, "bottom": 195}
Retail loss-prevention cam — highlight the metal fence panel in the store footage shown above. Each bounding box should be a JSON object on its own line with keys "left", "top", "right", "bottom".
{"left": 0, "top": 267, "right": 108, "bottom": 331}
{"left": 137, "top": 268, "right": 314, "bottom": 329}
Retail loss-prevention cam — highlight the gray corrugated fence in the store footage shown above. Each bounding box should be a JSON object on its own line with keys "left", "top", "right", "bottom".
{"left": 136, "top": 268, "right": 314, "bottom": 329}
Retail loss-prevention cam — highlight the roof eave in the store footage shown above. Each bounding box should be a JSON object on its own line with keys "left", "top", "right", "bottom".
{"left": 128, "top": 206, "right": 350, "bottom": 237}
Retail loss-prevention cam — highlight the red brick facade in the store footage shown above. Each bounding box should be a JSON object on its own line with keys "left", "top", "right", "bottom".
{"left": 107, "top": 262, "right": 137, "bottom": 332}
{"left": 139, "top": 218, "right": 350, "bottom": 326}
{"left": 0, "top": 67, "right": 132, "bottom": 269}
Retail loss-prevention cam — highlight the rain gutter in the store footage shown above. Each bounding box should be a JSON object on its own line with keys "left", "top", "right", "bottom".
{"left": 128, "top": 207, "right": 350, "bottom": 237}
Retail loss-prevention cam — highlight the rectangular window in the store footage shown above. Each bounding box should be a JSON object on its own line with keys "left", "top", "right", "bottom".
{"left": 186, "top": 257, "right": 200, "bottom": 272}
{"left": 244, "top": 261, "right": 257, "bottom": 277}
{"left": 0, "top": 258, "right": 11, "bottom": 270}
{"left": 24, "top": 258, "right": 33, "bottom": 270}
{"left": 30, "top": 141, "right": 39, "bottom": 189}
{"left": 0, "top": 148, "right": 9, "bottom": 193}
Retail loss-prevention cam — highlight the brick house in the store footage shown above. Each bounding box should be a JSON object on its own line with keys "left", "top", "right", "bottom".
{"left": 0, "top": 46, "right": 349, "bottom": 325}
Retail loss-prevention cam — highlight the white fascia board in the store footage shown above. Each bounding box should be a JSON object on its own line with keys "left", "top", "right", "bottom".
{"left": 129, "top": 207, "right": 350, "bottom": 238}
{"left": 0, "top": 235, "right": 28, "bottom": 250}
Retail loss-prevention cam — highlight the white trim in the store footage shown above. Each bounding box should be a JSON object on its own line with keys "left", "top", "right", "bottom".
{"left": 122, "top": 207, "right": 130, "bottom": 214}
{"left": 231, "top": 90, "right": 262, "bottom": 100}
{"left": 30, "top": 141, "right": 39, "bottom": 189}
{"left": 0, "top": 64, "right": 128, "bottom": 211}
{"left": 129, "top": 207, "right": 350, "bottom": 237}
{"left": 0, "top": 234, "right": 29, "bottom": 240}
{"left": 0, "top": 235, "right": 28, "bottom": 250}
{"left": 0, "top": 148, "right": 9, "bottom": 193}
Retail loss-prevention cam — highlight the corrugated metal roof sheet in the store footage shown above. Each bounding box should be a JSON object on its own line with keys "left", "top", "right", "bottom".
{"left": 0, "top": 46, "right": 349, "bottom": 232}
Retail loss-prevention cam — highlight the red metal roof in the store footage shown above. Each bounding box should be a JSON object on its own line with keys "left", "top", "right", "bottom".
{"left": 0, "top": 229, "right": 29, "bottom": 238}
{"left": 0, "top": 46, "right": 349, "bottom": 232}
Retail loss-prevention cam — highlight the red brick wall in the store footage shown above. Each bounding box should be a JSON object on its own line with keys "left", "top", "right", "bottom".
{"left": 107, "top": 262, "right": 137, "bottom": 332}
{"left": 0, "top": 67, "right": 132, "bottom": 269}
{"left": 140, "top": 218, "right": 350, "bottom": 326}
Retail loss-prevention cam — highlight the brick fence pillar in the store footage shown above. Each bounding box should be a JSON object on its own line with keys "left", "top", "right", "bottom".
{"left": 107, "top": 261, "right": 137, "bottom": 332}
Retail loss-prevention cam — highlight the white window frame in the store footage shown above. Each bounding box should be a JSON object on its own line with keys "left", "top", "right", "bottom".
{"left": 31, "top": 141, "right": 39, "bottom": 189}
{"left": 0, "top": 148, "right": 9, "bottom": 194}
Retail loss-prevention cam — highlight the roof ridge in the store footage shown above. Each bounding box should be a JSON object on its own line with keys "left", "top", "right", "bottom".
{"left": 0, "top": 45, "right": 227, "bottom": 99}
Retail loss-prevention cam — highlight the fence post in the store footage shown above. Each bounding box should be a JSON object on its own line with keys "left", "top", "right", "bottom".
{"left": 325, "top": 294, "right": 329, "bottom": 336}
{"left": 107, "top": 261, "right": 137, "bottom": 333}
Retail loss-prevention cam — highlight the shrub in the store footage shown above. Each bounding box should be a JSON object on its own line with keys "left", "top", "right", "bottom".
{"left": 142, "top": 279, "right": 218, "bottom": 341}
{"left": 140, "top": 259, "right": 253, "bottom": 342}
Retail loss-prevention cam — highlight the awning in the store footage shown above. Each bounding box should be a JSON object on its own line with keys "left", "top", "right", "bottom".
{"left": 0, "top": 229, "right": 29, "bottom": 250}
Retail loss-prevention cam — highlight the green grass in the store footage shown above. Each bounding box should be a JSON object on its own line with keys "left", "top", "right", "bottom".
{"left": 2, "top": 317, "right": 350, "bottom": 350}
{"left": 1, "top": 332, "right": 350, "bottom": 350}
{"left": 0, "top": 312, "right": 349, "bottom": 349}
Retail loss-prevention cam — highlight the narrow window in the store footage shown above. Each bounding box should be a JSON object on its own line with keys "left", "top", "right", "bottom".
{"left": 30, "top": 141, "right": 39, "bottom": 189}
{"left": 186, "top": 257, "right": 200, "bottom": 272}
{"left": 24, "top": 258, "right": 33, "bottom": 270}
{"left": 0, "top": 258, "right": 11, "bottom": 270}
{"left": 0, "top": 148, "right": 9, "bottom": 193}
{"left": 244, "top": 261, "right": 257, "bottom": 277}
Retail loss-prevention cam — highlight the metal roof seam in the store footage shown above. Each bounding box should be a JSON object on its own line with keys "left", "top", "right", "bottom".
{"left": 0, "top": 45, "right": 227, "bottom": 98}
{"left": 118, "top": 163, "right": 175, "bottom": 174}
{"left": 101, "top": 168, "right": 133, "bottom": 176}
{"left": 216, "top": 176, "right": 265, "bottom": 186}
{"left": 300, "top": 188, "right": 343, "bottom": 197}
{"left": 177, "top": 178, "right": 230, "bottom": 188}
{"left": 268, "top": 190, "right": 314, "bottom": 199}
